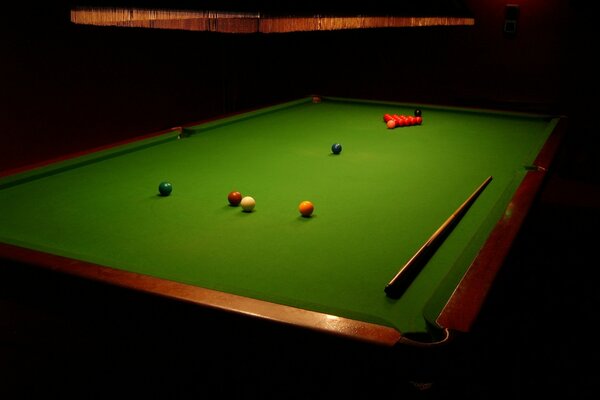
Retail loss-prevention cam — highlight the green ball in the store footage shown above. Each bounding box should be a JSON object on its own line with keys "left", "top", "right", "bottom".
{"left": 158, "top": 181, "right": 173, "bottom": 196}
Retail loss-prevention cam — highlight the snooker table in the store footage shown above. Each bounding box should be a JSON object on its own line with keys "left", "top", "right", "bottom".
{"left": 0, "top": 96, "right": 565, "bottom": 347}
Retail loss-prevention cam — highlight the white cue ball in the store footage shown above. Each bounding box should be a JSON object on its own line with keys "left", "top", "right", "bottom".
{"left": 240, "top": 196, "right": 256, "bottom": 212}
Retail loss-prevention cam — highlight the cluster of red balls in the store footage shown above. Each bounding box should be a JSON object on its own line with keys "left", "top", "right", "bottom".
{"left": 383, "top": 110, "right": 422, "bottom": 129}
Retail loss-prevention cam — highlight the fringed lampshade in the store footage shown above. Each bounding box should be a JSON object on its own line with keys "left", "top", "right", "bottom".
{"left": 70, "top": 1, "right": 474, "bottom": 33}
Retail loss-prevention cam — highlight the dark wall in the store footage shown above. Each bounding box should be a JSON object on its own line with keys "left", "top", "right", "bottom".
{"left": 0, "top": 1, "right": 592, "bottom": 173}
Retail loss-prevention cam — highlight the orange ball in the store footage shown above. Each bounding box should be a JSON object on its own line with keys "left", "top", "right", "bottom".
{"left": 386, "top": 119, "right": 396, "bottom": 129}
{"left": 298, "top": 200, "right": 314, "bottom": 217}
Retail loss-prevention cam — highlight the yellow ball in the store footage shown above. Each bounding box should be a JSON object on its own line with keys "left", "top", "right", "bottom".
{"left": 240, "top": 196, "right": 256, "bottom": 212}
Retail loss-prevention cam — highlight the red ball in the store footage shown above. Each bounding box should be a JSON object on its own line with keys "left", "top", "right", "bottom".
{"left": 228, "top": 191, "right": 242, "bottom": 206}
{"left": 416, "top": 116, "right": 423, "bottom": 125}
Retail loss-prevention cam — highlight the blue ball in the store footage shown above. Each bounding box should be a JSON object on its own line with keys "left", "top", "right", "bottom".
{"left": 331, "top": 143, "right": 342, "bottom": 154}
{"left": 158, "top": 181, "right": 173, "bottom": 196}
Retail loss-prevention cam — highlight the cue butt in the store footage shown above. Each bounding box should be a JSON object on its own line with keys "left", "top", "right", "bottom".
{"left": 385, "top": 176, "right": 493, "bottom": 299}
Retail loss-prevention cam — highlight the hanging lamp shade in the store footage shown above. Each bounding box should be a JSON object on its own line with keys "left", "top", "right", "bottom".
{"left": 70, "top": 1, "right": 475, "bottom": 33}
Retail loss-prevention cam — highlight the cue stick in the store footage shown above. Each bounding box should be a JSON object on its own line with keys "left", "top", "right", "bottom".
{"left": 384, "top": 175, "right": 493, "bottom": 299}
